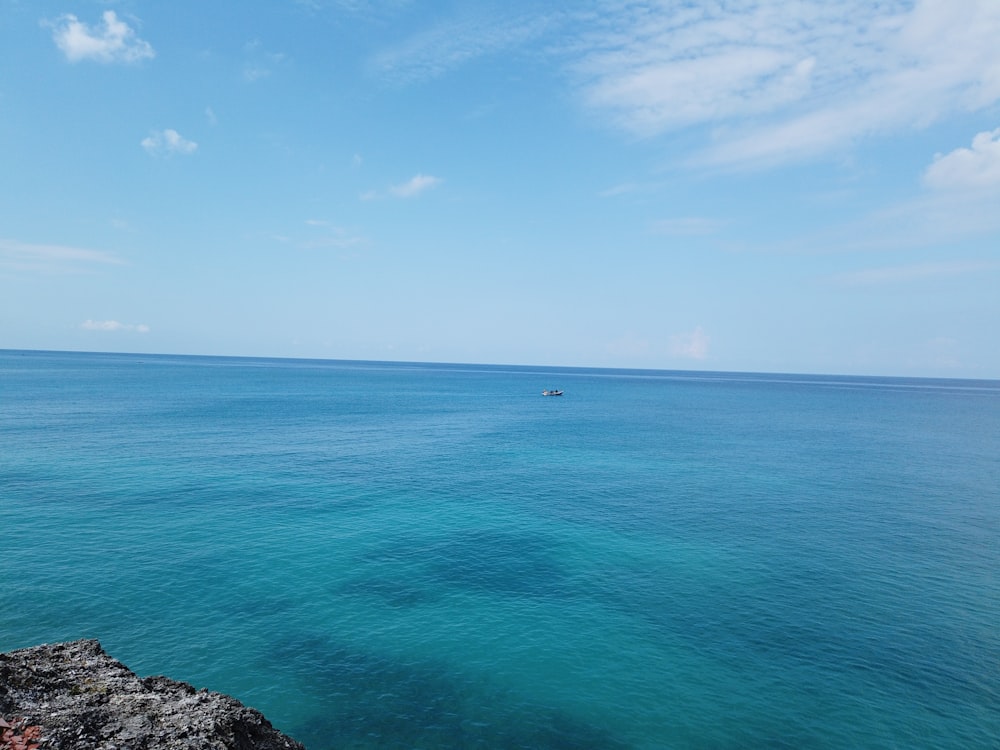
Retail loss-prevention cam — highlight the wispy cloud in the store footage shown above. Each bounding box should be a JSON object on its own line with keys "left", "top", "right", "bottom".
{"left": 364, "top": 2, "right": 1000, "bottom": 169}
{"left": 267, "top": 220, "right": 367, "bottom": 253}
{"left": 243, "top": 40, "right": 287, "bottom": 82}
{"left": 369, "top": 7, "right": 560, "bottom": 84}
{"left": 651, "top": 217, "right": 723, "bottom": 236}
{"left": 243, "top": 65, "right": 271, "bottom": 82}
{"left": 920, "top": 337, "right": 962, "bottom": 371}
{"left": 599, "top": 182, "right": 640, "bottom": 197}
{"left": 293, "top": 0, "right": 413, "bottom": 22}
{"left": 141, "top": 129, "right": 198, "bottom": 156}
{"left": 846, "top": 185, "right": 1000, "bottom": 252}
{"left": 301, "top": 220, "right": 366, "bottom": 250}
{"left": 924, "top": 127, "right": 1000, "bottom": 190}
{"left": 570, "top": 0, "right": 1000, "bottom": 167}
{"left": 670, "top": 326, "right": 709, "bottom": 360}
{"left": 48, "top": 11, "right": 154, "bottom": 64}
{"left": 81, "top": 320, "right": 150, "bottom": 333}
{"left": 0, "top": 239, "right": 124, "bottom": 272}
{"left": 389, "top": 174, "right": 442, "bottom": 197}
{"left": 362, "top": 174, "right": 442, "bottom": 199}
{"left": 833, "top": 260, "right": 1000, "bottom": 286}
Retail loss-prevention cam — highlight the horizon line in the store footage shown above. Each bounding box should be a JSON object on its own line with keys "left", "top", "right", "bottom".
{"left": 3, "top": 347, "right": 998, "bottom": 385}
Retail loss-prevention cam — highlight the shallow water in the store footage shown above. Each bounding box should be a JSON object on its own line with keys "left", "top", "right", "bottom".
{"left": 3, "top": 350, "right": 999, "bottom": 748}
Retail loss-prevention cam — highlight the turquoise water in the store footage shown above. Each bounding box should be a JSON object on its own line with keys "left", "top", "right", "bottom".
{"left": 2, "top": 350, "right": 998, "bottom": 749}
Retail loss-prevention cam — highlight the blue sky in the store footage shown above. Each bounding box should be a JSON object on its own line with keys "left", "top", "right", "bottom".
{"left": 2, "top": 0, "right": 999, "bottom": 377}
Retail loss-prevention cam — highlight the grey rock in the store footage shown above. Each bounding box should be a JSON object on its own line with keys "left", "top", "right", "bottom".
{"left": 0, "top": 640, "right": 305, "bottom": 750}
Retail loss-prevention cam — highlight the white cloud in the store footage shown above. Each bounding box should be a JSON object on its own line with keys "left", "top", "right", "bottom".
{"left": 142, "top": 129, "right": 198, "bottom": 156}
{"left": 49, "top": 11, "right": 154, "bottom": 64}
{"left": 923, "top": 127, "right": 1000, "bottom": 189}
{"left": 389, "top": 174, "right": 442, "bottom": 198}
{"left": 670, "top": 326, "right": 709, "bottom": 360}
{"left": 571, "top": 0, "right": 1000, "bottom": 166}
{"left": 81, "top": 320, "right": 150, "bottom": 333}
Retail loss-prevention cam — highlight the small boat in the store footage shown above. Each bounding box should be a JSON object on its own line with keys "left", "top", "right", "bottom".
{"left": 542, "top": 389, "right": 563, "bottom": 396}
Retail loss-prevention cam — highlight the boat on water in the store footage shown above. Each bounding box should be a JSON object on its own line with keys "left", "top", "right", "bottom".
{"left": 542, "top": 389, "right": 563, "bottom": 396}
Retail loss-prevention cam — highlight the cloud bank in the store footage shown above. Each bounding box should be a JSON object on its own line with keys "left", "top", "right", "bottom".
{"left": 50, "top": 11, "right": 154, "bottom": 64}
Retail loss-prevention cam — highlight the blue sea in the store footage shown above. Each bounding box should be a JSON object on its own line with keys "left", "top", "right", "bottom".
{"left": 2, "top": 349, "right": 999, "bottom": 749}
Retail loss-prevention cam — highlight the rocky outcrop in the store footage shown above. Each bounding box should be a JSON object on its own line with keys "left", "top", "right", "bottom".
{"left": 0, "top": 640, "right": 304, "bottom": 750}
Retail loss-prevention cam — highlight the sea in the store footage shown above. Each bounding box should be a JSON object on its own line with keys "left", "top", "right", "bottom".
{"left": 2, "top": 349, "right": 998, "bottom": 749}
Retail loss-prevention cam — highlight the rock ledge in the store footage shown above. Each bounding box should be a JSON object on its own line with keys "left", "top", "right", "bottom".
{"left": 0, "top": 640, "right": 304, "bottom": 750}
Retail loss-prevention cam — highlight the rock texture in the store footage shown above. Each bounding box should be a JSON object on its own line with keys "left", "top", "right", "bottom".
{"left": 0, "top": 640, "right": 304, "bottom": 750}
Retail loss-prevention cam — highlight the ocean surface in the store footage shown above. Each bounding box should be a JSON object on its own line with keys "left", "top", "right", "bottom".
{"left": 2, "top": 349, "right": 998, "bottom": 749}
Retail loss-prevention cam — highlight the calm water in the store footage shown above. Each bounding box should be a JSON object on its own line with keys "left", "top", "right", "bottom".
{"left": 2, "top": 350, "right": 998, "bottom": 749}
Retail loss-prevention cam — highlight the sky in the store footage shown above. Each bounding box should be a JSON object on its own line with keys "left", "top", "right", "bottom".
{"left": 1, "top": 0, "right": 999, "bottom": 378}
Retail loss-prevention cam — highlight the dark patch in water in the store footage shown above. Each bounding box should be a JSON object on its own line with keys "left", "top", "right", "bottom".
{"left": 271, "top": 634, "right": 631, "bottom": 750}
{"left": 228, "top": 590, "right": 299, "bottom": 619}
{"left": 337, "top": 576, "right": 436, "bottom": 608}
{"left": 429, "top": 530, "right": 567, "bottom": 596}
{"left": 364, "top": 529, "right": 570, "bottom": 599}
